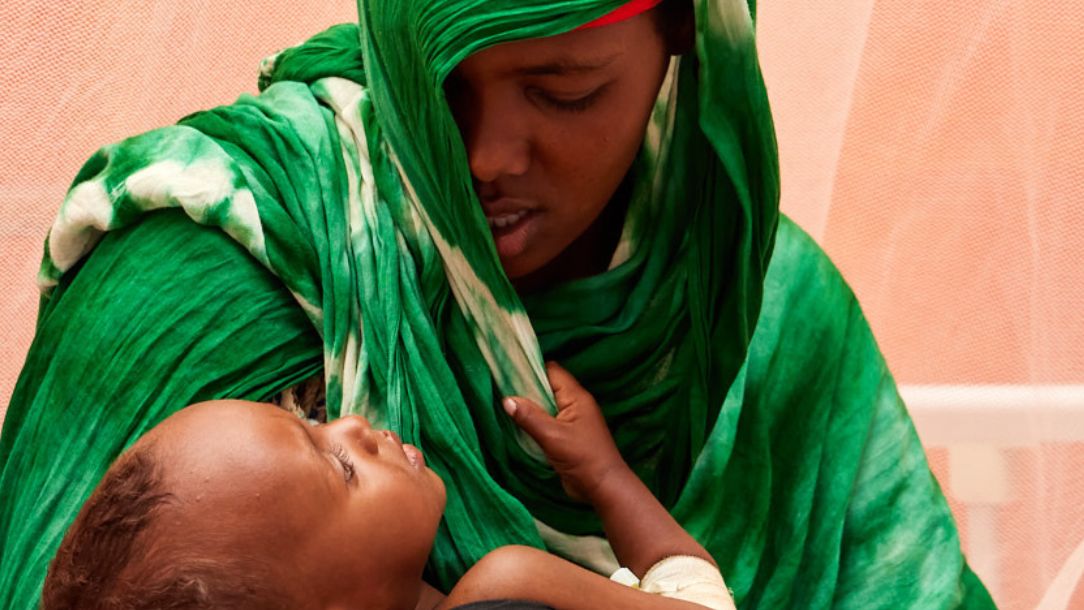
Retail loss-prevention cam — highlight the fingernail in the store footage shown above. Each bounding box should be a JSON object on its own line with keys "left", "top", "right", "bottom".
{"left": 502, "top": 398, "right": 518, "bottom": 416}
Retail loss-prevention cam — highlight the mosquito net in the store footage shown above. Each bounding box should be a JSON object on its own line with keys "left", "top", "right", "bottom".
{"left": 1, "top": 1, "right": 1080, "bottom": 608}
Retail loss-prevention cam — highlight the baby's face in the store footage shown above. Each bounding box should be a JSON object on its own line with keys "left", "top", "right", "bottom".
{"left": 142, "top": 400, "right": 446, "bottom": 609}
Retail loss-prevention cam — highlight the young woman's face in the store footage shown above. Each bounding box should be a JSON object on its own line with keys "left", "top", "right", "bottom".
{"left": 446, "top": 12, "right": 671, "bottom": 281}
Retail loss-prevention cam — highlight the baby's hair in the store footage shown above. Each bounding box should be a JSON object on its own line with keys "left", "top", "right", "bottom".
{"left": 42, "top": 443, "right": 286, "bottom": 610}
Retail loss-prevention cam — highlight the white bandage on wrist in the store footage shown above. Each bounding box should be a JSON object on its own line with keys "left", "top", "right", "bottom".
{"left": 609, "top": 566, "right": 641, "bottom": 588}
{"left": 639, "top": 555, "right": 736, "bottom": 610}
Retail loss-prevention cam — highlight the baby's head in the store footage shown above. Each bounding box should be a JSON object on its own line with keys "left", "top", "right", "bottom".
{"left": 42, "top": 400, "right": 447, "bottom": 610}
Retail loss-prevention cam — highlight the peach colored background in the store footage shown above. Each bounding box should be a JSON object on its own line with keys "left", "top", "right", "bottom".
{"left": 2, "top": 2, "right": 1082, "bottom": 608}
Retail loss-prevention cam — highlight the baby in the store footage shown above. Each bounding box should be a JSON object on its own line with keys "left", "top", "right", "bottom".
{"left": 42, "top": 364, "right": 733, "bottom": 610}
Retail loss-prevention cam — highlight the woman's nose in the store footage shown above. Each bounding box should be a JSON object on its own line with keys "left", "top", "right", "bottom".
{"left": 467, "top": 120, "right": 531, "bottom": 184}
{"left": 454, "top": 92, "right": 531, "bottom": 183}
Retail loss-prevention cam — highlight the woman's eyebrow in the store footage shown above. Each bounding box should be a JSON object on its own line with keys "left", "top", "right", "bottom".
{"left": 512, "top": 54, "right": 618, "bottom": 77}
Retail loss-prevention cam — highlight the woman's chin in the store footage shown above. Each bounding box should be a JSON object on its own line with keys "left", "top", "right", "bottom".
{"left": 497, "top": 250, "right": 543, "bottom": 281}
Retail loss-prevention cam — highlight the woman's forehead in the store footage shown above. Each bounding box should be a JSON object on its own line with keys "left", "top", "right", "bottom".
{"left": 457, "top": 15, "right": 651, "bottom": 77}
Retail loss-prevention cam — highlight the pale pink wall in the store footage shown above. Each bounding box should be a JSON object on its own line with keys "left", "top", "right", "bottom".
{"left": 760, "top": 1, "right": 1084, "bottom": 607}
{"left": 762, "top": 0, "right": 1084, "bottom": 385}
{"left": 0, "top": 1, "right": 358, "bottom": 418}
{"left": 819, "top": 0, "right": 1084, "bottom": 385}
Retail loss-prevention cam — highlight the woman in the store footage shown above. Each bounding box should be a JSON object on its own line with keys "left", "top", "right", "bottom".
{"left": 0, "top": 0, "right": 995, "bottom": 608}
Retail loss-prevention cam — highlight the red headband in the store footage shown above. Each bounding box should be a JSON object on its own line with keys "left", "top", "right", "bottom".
{"left": 576, "top": 0, "right": 665, "bottom": 30}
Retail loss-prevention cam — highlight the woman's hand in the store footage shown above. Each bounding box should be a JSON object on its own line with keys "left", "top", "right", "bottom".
{"left": 503, "top": 362, "right": 630, "bottom": 503}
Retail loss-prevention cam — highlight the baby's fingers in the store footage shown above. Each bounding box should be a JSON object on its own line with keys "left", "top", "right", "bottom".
{"left": 545, "top": 362, "right": 592, "bottom": 411}
{"left": 503, "top": 396, "right": 559, "bottom": 447}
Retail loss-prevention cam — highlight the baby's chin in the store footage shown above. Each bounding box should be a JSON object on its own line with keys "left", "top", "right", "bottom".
{"left": 417, "top": 462, "right": 447, "bottom": 521}
{"left": 404, "top": 443, "right": 447, "bottom": 506}
{"left": 430, "top": 468, "right": 448, "bottom": 509}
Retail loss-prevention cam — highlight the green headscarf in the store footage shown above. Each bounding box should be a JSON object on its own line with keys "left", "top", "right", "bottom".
{"left": 0, "top": 1, "right": 995, "bottom": 607}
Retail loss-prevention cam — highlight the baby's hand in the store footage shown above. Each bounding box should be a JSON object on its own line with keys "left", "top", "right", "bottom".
{"left": 503, "top": 362, "right": 629, "bottom": 503}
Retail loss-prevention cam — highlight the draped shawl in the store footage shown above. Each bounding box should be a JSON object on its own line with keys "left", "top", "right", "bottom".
{"left": 0, "top": 1, "right": 996, "bottom": 608}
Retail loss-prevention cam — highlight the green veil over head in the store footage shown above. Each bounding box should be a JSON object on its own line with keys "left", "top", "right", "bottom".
{"left": 344, "top": 0, "right": 780, "bottom": 580}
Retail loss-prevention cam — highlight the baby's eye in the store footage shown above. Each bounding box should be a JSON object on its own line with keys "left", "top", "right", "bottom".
{"left": 330, "top": 443, "right": 356, "bottom": 483}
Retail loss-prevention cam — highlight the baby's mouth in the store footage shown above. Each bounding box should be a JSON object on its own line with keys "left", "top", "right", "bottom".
{"left": 379, "top": 430, "right": 425, "bottom": 470}
{"left": 402, "top": 444, "right": 426, "bottom": 470}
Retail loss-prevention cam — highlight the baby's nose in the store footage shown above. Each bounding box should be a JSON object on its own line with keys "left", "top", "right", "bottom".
{"left": 325, "top": 415, "right": 381, "bottom": 454}
{"left": 325, "top": 414, "right": 372, "bottom": 435}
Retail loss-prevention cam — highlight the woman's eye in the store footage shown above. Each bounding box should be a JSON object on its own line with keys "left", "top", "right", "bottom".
{"left": 530, "top": 87, "right": 605, "bottom": 114}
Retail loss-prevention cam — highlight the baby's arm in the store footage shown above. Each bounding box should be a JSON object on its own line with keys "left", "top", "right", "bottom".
{"left": 501, "top": 362, "right": 715, "bottom": 578}
{"left": 441, "top": 545, "right": 705, "bottom": 610}
{"left": 439, "top": 363, "right": 733, "bottom": 610}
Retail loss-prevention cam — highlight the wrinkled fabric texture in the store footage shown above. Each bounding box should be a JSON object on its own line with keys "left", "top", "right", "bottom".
{"left": 0, "top": 1, "right": 995, "bottom": 608}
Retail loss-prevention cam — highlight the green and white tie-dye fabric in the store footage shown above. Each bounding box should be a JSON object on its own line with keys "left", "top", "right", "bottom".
{"left": 0, "top": 1, "right": 997, "bottom": 608}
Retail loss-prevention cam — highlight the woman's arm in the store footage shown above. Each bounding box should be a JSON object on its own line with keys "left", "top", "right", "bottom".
{"left": 440, "top": 546, "right": 705, "bottom": 610}
{"left": 502, "top": 363, "right": 716, "bottom": 577}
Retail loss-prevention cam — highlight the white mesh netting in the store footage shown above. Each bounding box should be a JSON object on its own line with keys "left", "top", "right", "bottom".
{"left": 1, "top": 2, "right": 1081, "bottom": 608}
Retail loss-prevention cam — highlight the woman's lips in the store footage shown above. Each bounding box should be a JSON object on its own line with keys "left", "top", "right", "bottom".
{"left": 486, "top": 209, "right": 536, "bottom": 259}
{"left": 487, "top": 210, "right": 528, "bottom": 230}
{"left": 480, "top": 197, "right": 538, "bottom": 260}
